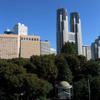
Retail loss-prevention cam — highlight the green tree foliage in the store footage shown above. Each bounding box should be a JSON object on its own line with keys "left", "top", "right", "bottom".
{"left": 8, "top": 58, "right": 36, "bottom": 73}
{"left": 81, "top": 60, "right": 100, "bottom": 78}
{"left": 0, "top": 60, "right": 26, "bottom": 99}
{"left": 0, "top": 49, "right": 100, "bottom": 100}
{"left": 91, "top": 77, "right": 100, "bottom": 100}
{"left": 74, "top": 79, "right": 88, "bottom": 100}
{"left": 24, "top": 73, "right": 53, "bottom": 99}
{"left": 0, "top": 59, "right": 53, "bottom": 100}
{"left": 55, "top": 55, "right": 73, "bottom": 83}
{"left": 61, "top": 42, "right": 78, "bottom": 55}
{"left": 30, "top": 55, "right": 58, "bottom": 83}
{"left": 64, "top": 55, "right": 80, "bottom": 81}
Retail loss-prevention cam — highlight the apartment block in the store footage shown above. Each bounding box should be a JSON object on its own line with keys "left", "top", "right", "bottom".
{"left": 0, "top": 34, "right": 18, "bottom": 59}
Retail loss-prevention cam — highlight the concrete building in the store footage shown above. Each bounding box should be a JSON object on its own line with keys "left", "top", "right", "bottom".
{"left": 40, "top": 40, "right": 50, "bottom": 55}
{"left": 13, "top": 23, "right": 28, "bottom": 56}
{"left": 68, "top": 32, "right": 75, "bottom": 43}
{"left": 56, "top": 8, "right": 82, "bottom": 55}
{"left": 20, "top": 35, "right": 40, "bottom": 58}
{"left": 70, "top": 12, "right": 82, "bottom": 55}
{"left": 0, "top": 34, "right": 40, "bottom": 59}
{"left": 13, "top": 23, "right": 28, "bottom": 36}
{"left": 0, "top": 34, "right": 18, "bottom": 59}
{"left": 82, "top": 46, "right": 91, "bottom": 60}
{"left": 56, "top": 8, "right": 68, "bottom": 54}
{"left": 50, "top": 48, "right": 56, "bottom": 55}
{"left": 91, "top": 36, "right": 100, "bottom": 59}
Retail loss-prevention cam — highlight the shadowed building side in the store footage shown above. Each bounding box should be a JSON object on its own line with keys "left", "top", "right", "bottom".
{"left": 70, "top": 12, "right": 82, "bottom": 55}
{"left": 56, "top": 8, "right": 68, "bottom": 54}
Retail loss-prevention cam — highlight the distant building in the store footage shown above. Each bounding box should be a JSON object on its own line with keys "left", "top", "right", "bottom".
{"left": 0, "top": 33, "right": 40, "bottom": 59}
{"left": 56, "top": 8, "right": 82, "bottom": 55}
{"left": 50, "top": 48, "right": 56, "bottom": 55}
{"left": 56, "top": 8, "right": 68, "bottom": 54}
{"left": 40, "top": 40, "right": 50, "bottom": 55}
{"left": 13, "top": 23, "right": 28, "bottom": 36}
{"left": 82, "top": 46, "right": 91, "bottom": 60}
{"left": 0, "top": 34, "right": 18, "bottom": 59}
{"left": 70, "top": 12, "right": 82, "bottom": 55}
{"left": 20, "top": 35, "right": 40, "bottom": 58}
{"left": 91, "top": 36, "right": 100, "bottom": 59}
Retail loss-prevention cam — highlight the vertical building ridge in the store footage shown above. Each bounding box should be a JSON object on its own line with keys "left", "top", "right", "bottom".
{"left": 56, "top": 8, "right": 68, "bottom": 54}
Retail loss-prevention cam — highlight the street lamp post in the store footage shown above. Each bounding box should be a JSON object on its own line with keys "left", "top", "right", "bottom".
{"left": 88, "top": 79, "right": 90, "bottom": 100}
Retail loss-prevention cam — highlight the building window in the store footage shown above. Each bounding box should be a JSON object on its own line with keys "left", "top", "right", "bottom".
{"left": 32, "top": 38, "right": 34, "bottom": 41}
{"left": 26, "top": 38, "right": 28, "bottom": 40}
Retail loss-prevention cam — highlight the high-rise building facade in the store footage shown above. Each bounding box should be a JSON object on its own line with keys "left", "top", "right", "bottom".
{"left": 13, "top": 23, "right": 28, "bottom": 36}
{"left": 70, "top": 12, "right": 82, "bottom": 55}
{"left": 56, "top": 8, "right": 82, "bottom": 55}
{"left": 82, "top": 46, "right": 91, "bottom": 60}
{"left": 56, "top": 8, "right": 68, "bottom": 54}
{"left": 91, "top": 36, "right": 100, "bottom": 59}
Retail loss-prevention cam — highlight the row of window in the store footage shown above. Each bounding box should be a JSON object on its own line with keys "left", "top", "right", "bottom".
{"left": 21, "top": 37, "right": 39, "bottom": 41}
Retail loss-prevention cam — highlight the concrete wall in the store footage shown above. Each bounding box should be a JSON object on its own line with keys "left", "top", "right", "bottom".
{"left": 0, "top": 34, "right": 18, "bottom": 59}
{"left": 20, "top": 35, "right": 40, "bottom": 58}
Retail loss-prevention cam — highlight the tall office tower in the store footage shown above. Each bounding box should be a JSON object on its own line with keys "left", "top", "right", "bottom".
{"left": 56, "top": 8, "right": 68, "bottom": 54}
{"left": 40, "top": 40, "right": 50, "bottom": 55}
{"left": 13, "top": 23, "right": 28, "bottom": 36}
{"left": 82, "top": 46, "right": 92, "bottom": 60}
{"left": 70, "top": 12, "right": 82, "bottom": 55}
{"left": 91, "top": 36, "right": 100, "bottom": 59}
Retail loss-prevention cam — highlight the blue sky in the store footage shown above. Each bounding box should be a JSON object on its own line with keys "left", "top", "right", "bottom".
{"left": 0, "top": 0, "right": 100, "bottom": 49}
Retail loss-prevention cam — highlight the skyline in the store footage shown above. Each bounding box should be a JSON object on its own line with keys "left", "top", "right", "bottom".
{"left": 0, "top": 0, "right": 100, "bottom": 49}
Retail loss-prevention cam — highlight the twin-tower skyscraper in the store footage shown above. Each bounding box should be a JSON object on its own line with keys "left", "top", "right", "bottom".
{"left": 56, "top": 8, "right": 82, "bottom": 55}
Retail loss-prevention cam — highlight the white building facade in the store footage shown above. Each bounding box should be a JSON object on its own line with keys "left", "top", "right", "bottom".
{"left": 13, "top": 23, "right": 28, "bottom": 36}
{"left": 82, "top": 46, "right": 91, "bottom": 60}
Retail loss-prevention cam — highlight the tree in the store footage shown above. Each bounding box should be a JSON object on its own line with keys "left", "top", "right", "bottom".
{"left": 61, "top": 42, "right": 78, "bottom": 55}
{"left": 0, "top": 59, "right": 53, "bottom": 100}
{"left": 74, "top": 79, "right": 88, "bottom": 100}
{"left": 64, "top": 55, "right": 80, "bottom": 81}
{"left": 81, "top": 60, "right": 100, "bottom": 78}
{"left": 30, "top": 55, "right": 58, "bottom": 83}
{"left": 55, "top": 55, "right": 73, "bottom": 83}
{"left": 24, "top": 73, "right": 53, "bottom": 100}
{"left": 90, "top": 77, "right": 100, "bottom": 100}
{"left": 8, "top": 58, "right": 36, "bottom": 73}
{"left": 0, "top": 60, "right": 27, "bottom": 100}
